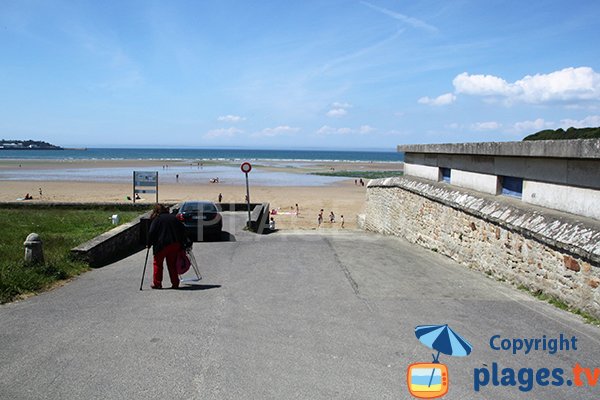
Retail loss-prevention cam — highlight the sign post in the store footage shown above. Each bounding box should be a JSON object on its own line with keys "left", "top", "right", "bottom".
{"left": 133, "top": 171, "right": 159, "bottom": 203}
{"left": 240, "top": 162, "right": 252, "bottom": 228}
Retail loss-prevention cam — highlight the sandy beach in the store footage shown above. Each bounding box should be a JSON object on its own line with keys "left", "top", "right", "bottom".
{"left": 0, "top": 159, "right": 402, "bottom": 230}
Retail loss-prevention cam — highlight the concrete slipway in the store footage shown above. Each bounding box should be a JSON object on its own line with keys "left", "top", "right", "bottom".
{"left": 1, "top": 213, "right": 599, "bottom": 399}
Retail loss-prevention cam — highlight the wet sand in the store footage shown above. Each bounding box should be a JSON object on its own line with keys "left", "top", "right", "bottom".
{"left": 0, "top": 159, "right": 396, "bottom": 230}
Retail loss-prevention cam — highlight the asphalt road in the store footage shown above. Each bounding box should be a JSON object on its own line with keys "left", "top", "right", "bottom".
{"left": 1, "top": 212, "right": 599, "bottom": 399}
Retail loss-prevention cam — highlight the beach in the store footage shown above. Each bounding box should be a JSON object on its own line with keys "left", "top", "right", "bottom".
{"left": 0, "top": 158, "right": 403, "bottom": 230}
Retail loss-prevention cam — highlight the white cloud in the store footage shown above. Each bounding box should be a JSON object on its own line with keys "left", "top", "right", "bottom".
{"left": 418, "top": 92, "right": 456, "bottom": 106}
{"left": 453, "top": 73, "right": 514, "bottom": 96}
{"left": 316, "top": 125, "right": 376, "bottom": 136}
{"left": 252, "top": 125, "right": 300, "bottom": 138}
{"left": 453, "top": 67, "right": 600, "bottom": 104}
{"left": 217, "top": 115, "right": 246, "bottom": 123}
{"left": 559, "top": 115, "right": 600, "bottom": 128}
{"left": 512, "top": 118, "right": 554, "bottom": 134}
{"left": 358, "top": 125, "right": 376, "bottom": 134}
{"left": 316, "top": 126, "right": 335, "bottom": 135}
{"left": 470, "top": 121, "right": 502, "bottom": 131}
{"left": 337, "top": 127, "right": 353, "bottom": 135}
{"left": 509, "top": 115, "right": 600, "bottom": 135}
{"left": 326, "top": 102, "right": 353, "bottom": 117}
{"left": 326, "top": 108, "right": 348, "bottom": 117}
{"left": 204, "top": 127, "right": 243, "bottom": 138}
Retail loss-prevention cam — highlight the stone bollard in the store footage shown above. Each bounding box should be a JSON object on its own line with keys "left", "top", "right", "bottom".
{"left": 24, "top": 233, "right": 44, "bottom": 265}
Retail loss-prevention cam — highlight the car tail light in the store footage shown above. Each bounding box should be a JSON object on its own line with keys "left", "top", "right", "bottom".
{"left": 176, "top": 213, "right": 185, "bottom": 221}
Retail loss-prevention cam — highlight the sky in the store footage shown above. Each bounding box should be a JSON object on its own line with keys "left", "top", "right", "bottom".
{"left": 1, "top": 0, "right": 600, "bottom": 150}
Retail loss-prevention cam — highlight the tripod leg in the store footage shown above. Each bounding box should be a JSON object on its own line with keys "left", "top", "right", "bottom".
{"left": 187, "top": 248, "right": 202, "bottom": 281}
{"left": 140, "top": 247, "right": 150, "bottom": 291}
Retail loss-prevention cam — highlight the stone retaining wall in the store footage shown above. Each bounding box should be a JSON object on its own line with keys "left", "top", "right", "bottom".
{"left": 71, "top": 202, "right": 271, "bottom": 267}
{"left": 71, "top": 212, "right": 151, "bottom": 267}
{"left": 364, "top": 176, "right": 600, "bottom": 318}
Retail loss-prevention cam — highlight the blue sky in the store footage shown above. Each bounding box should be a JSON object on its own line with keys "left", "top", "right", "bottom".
{"left": 1, "top": 0, "right": 599, "bottom": 150}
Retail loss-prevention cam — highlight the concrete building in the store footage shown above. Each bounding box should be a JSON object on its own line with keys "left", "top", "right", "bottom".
{"left": 399, "top": 139, "right": 600, "bottom": 220}
{"left": 363, "top": 139, "right": 600, "bottom": 318}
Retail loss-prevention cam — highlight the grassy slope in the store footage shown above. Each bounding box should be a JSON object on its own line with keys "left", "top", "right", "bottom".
{"left": 0, "top": 209, "right": 143, "bottom": 303}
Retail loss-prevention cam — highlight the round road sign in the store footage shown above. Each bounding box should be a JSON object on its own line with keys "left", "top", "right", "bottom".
{"left": 241, "top": 162, "right": 252, "bottom": 173}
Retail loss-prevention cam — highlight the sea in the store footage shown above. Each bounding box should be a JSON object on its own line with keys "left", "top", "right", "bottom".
{"left": 0, "top": 148, "right": 404, "bottom": 187}
{"left": 0, "top": 148, "right": 404, "bottom": 162}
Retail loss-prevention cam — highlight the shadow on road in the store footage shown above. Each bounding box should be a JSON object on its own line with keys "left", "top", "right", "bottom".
{"left": 193, "top": 230, "right": 236, "bottom": 243}
{"left": 177, "top": 284, "right": 222, "bottom": 291}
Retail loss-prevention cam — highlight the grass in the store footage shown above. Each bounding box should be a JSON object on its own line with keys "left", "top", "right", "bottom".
{"left": 517, "top": 285, "right": 600, "bottom": 326}
{"left": 311, "top": 170, "right": 404, "bottom": 179}
{"left": 0, "top": 208, "right": 145, "bottom": 304}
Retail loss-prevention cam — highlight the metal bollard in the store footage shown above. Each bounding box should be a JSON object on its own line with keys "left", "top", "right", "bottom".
{"left": 24, "top": 233, "right": 44, "bottom": 264}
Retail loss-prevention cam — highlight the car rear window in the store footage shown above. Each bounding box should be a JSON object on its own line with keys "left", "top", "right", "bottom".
{"left": 182, "top": 202, "right": 218, "bottom": 213}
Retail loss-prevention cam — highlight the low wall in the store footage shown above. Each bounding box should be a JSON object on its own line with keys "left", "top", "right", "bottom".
{"left": 72, "top": 202, "right": 270, "bottom": 267}
{"left": 71, "top": 212, "right": 151, "bottom": 267}
{"left": 0, "top": 202, "right": 153, "bottom": 211}
{"left": 249, "top": 203, "right": 270, "bottom": 233}
{"left": 364, "top": 176, "right": 600, "bottom": 318}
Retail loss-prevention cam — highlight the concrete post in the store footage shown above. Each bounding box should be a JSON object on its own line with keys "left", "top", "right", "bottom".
{"left": 24, "top": 233, "right": 44, "bottom": 264}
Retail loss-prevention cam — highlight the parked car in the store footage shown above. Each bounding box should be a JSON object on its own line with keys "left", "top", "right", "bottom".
{"left": 175, "top": 201, "right": 223, "bottom": 241}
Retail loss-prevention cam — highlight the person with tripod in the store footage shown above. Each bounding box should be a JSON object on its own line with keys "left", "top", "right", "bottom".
{"left": 147, "top": 203, "right": 186, "bottom": 289}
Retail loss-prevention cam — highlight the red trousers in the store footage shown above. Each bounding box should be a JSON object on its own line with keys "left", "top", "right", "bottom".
{"left": 153, "top": 242, "right": 181, "bottom": 288}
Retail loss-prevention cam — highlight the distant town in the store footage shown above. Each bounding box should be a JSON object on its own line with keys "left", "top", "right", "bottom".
{"left": 0, "top": 140, "right": 63, "bottom": 150}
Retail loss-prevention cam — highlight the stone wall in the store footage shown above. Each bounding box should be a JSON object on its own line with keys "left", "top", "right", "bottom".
{"left": 364, "top": 176, "right": 600, "bottom": 318}
{"left": 71, "top": 212, "right": 151, "bottom": 267}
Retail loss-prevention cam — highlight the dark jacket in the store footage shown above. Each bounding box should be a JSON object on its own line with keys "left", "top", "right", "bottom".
{"left": 148, "top": 213, "right": 186, "bottom": 254}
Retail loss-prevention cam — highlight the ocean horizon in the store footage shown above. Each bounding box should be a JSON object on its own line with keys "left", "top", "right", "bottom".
{"left": 0, "top": 148, "right": 404, "bottom": 186}
{"left": 0, "top": 147, "right": 404, "bottom": 163}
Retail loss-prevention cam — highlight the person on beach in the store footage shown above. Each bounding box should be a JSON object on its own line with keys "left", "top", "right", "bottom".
{"left": 318, "top": 209, "right": 323, "bottom": 227}
{"left": 218, "top": 193, "right": 223, "bottom": 203}
{"left": 38, "top": 187, "right": 42, "bottom": 198}
{"left": 269, "top": 217, "right": 276, "bottom": 230}
{"left": 147, "top": 204, "right": 186, "bottom": 289}
{"left": 176, "top": 174, "right": 179, "bottom": 182}
{"left": 295, "top": 203, "right": 299, "bottom": 216}
{"left": 340, "top": 215, "right": 345, "bottom": 229}
{"left": 329, "top": 211, "right": 335, "bottom": 223}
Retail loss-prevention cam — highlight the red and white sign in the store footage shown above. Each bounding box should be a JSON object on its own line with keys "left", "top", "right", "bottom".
{"left": 240, "top": 162, "right": 252, "bottom": 174}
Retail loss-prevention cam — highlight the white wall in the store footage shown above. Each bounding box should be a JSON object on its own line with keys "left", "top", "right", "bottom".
{"left": 404, "top": 163, "right": 440, "bottom": 181}
{"left": 523, "top": 181, "right": 600, "bottom": 220}
{"left": 451, "top": 169, "right": 499, "bottom": 195}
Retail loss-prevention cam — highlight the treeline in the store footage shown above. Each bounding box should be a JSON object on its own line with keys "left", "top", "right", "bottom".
{"left": 0, "top": 140, "right": 62, "bottom": 149}
{"left": 523, "top": 127, "right": 600, "bottom": 141}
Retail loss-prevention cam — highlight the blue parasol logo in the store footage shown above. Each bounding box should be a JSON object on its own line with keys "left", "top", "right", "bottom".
{"left": 407, "top": 324, "right": 473, "bottom": 399}
{"left": 415, "top": 324, "right": 473, "bottom": 362}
